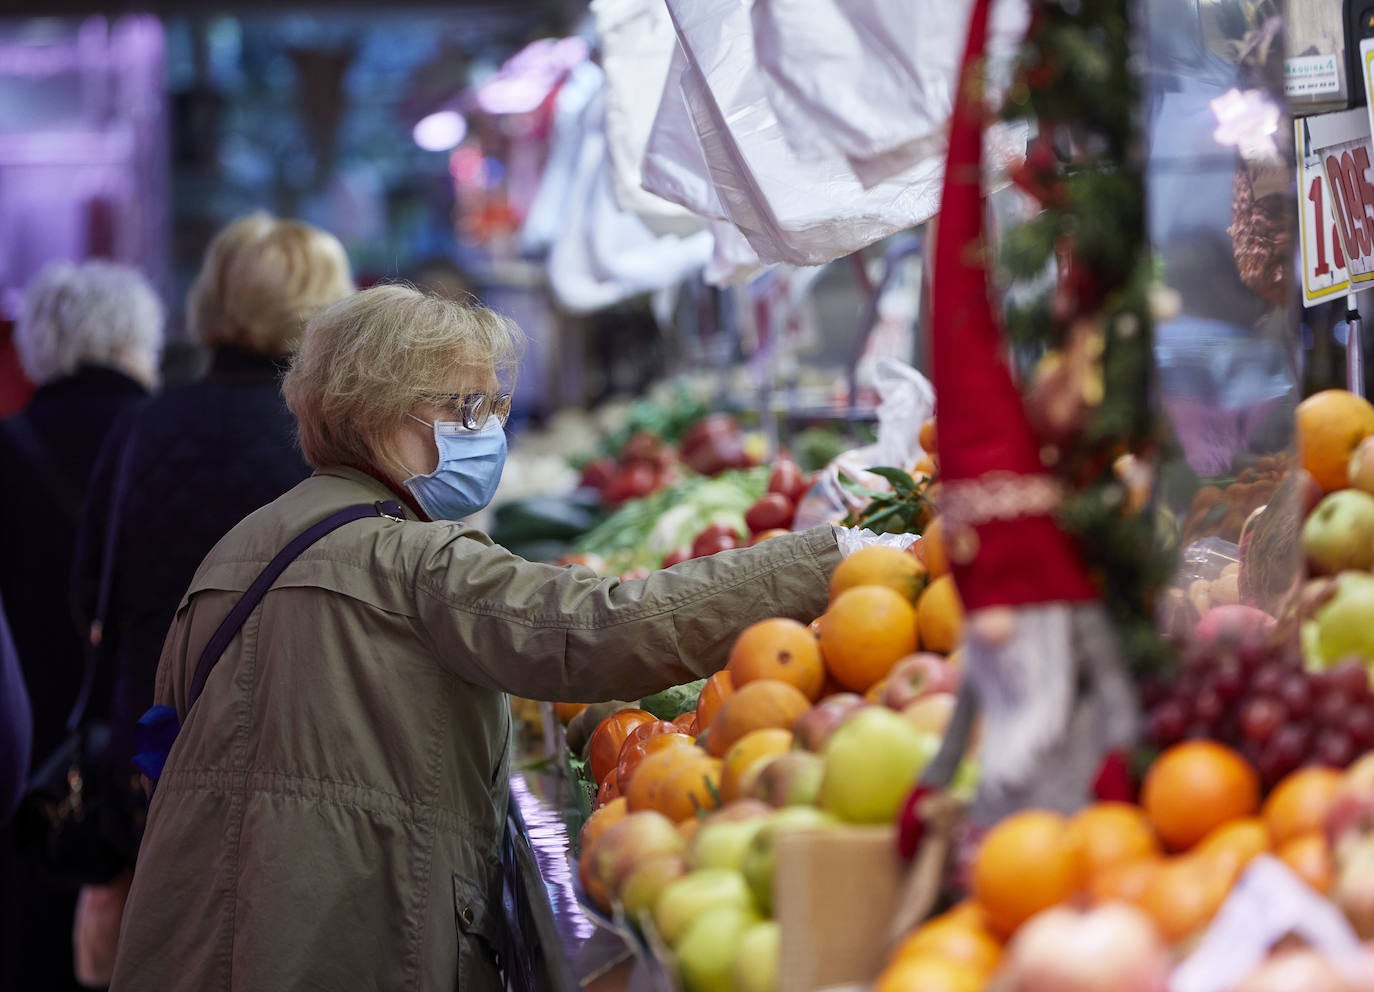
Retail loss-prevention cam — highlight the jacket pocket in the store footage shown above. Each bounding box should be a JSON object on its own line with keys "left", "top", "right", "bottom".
{"left": 453, "top": 874, "right": 503, "bottom": 991}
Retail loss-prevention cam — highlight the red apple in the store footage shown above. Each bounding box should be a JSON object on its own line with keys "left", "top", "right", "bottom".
{"left": 793, "top": 694, "right": 867, "bottom": 752}
{"left": 593, "top": 811, "right": 687, "bottom": 900}
{"left": 752, "top": 751, "right": 825, "bottom": 807}
{"left": 882, "top": 653, "right": 960, "bottom": 710}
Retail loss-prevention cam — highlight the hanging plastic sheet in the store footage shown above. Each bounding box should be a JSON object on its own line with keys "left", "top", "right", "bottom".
{"left": 592, "top": 0, "right": 707, "bottom": 236}
{"left": 543, "top": 78, "right": 713, "bottom": 313}
{"left": 521, "top": 62, "right": 603, "bottom": 256}
{"left": 750, "top": 0, "right": 1030, "bottom": 189}
{"left": 654, "top": 0, "right": 1025, "bottom": 267}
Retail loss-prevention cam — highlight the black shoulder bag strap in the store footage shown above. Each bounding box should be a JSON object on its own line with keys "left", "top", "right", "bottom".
{"left": 186, "top": 499, "right": 408, "bottom": 708}
{"left": 2, "top": 413, "right": 82, "bottom": 524}
{"left": 136, "top": 498, "right": 407, "bottom": 787}
{"left": 67, "top": 409, "right": 145, "bottom": 735}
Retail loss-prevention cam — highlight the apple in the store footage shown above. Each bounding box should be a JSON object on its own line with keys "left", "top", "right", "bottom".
{"left": 751, "top": 751, "right": 825, "bottom": 807}
{"left": 653, "top": 868, "right": 756, "bottom": 947}
{"left": 1351, "top": 437, "right": 1374, "bottom": 496}
{"left": 900, "top": 693, "right": 957, "bottom": 737}
{"left": 819, "top": 708, "right": 938, "bottom": 824}
{"left": 1006, "top": 903, "right": 1169, "bottom": 992}
{"left": 689, "top": 817, "right": 769, "bottom": 873}
{"left": 1327, "top": 754, "right": 1374, "bottom": 856}
{"left": 741, "top": 806, "right": 836, "bottom": 914}
{"left": 793, "top": 693, "right": 867, "bottom": 751}
{"left": 1333, "top": 835, "right": 1374, "bottom": 939}
{"left": 1308, "top": 571, "right": 1374, "bottom": 670}
{"left": 592, "top": 811, "right": 686, "bottom": 899}
{"left": 620, "top": 855, "right": 688, "bottom": 921}
{"left": 702, "top": 799, "right": 773, "bottom": 823}
{"left": 1193, "top": 604, "right": 1276, "bottom": 649}
{"left": 1304, "top": 490, "right": 1374, "bottom": 574}
{"left": 733, "top": 920, "right": 780, "bottom": 992}
{"left": 882, "top": 653, "right": 960, "bottom": 709}
{"left": 675, "top": 904, "right": 760, "bottom": 992}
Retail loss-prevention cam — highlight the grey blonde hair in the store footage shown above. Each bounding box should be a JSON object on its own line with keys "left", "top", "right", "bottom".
{"left": 188, "top": 212, "right": 355, "bottom": 357}
{"left": 283, "top": 284, "right": 524, "bottom": 476}
{"left": 17, "top": 261, "right": 164, "bottom": 386}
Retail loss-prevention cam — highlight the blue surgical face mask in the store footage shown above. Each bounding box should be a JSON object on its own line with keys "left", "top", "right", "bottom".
{"left": 404, "top": 417, "right": 507, "bottom": 521}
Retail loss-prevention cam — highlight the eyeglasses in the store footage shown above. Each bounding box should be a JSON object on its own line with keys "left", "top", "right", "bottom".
{"left": 418, "top": 391, "right": 513, "bottom": 431}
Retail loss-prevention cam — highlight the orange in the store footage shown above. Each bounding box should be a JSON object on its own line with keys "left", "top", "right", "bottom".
{"left": 587, "top": 709, "right": 658, "bottom": 785}
{"left": 553, "top": 702, "right": 589, "bottom": 723}
{"left": 695, "top": 671, "right": 735, "bottom": 732}
{"left": 1140, "top": 741, "right": 1260, "bottom": 851}
{"left": 912, "top": 455, "right": 938, "bottom": 478}
{"left": 1296, "top": 389, "right": 1374, "bottom": 491}
{"left": 1193, "top": 817, "right": 1270, "bottom": 879}
{"left": 917, "top": 516, "right": 950, "bottom": 578}
{"left": 1262, "top": 767, "right": 1343, "bottom": 847}
{"left": 718, "top": 728, "right": 793, "bottom": 803}
{"left": 1277, "top": 832, "right": 1334, "bottom": 894}
{"left": 1088, "top": 857, "right": 1161, "bottom": 905}
{"left": 873, "top": 956, "right": 983, "bottom": 992}
{"left": 919, "top": 418, "right": 938, "bottom": 455}
{"left": 916, "top": 575, "right": 965, "bottom": 654}
{"left": 1067, "top": 802, "right": 1161, "bottom": 878}
{"left": 933, "top": 902, "right": 989, "bottom": 931}
{"left": 818, "top": 586, "right": 919, "bottom": 692}
{"left": 706, "top": 680, "right": 811, "bottom": 757}
{"left": 1137, "top": 855, "right": 1231, "bottom": 943}
{"left": 971, "top": 810, "right": 1084, "bottom": 938}
{"left": 726, "top": 617, "right": 826, "bottom": 700}
{"left": 579, "top": 796, "right": 628, "bottom": 854}
{"left": 829, "top": 545, "right": 928, "bottom": 604}
{"left": 892, "top": 919, "right": 1002, "bottom": 977}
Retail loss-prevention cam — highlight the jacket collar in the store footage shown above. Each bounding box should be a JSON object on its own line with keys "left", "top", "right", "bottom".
{"left": 316, "top": 464, "right": 431, "bottom": 521}
{"left": 208, "top": 347, "right": 288, "bottom": 383}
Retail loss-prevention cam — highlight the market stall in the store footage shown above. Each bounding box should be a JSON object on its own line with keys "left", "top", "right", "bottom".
{"left": 479, "top": 0, "right": 1374, "bottom": 990}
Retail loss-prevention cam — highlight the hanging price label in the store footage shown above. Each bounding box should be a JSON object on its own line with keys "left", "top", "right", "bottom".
{"left": 1318, "top": 136, "right": 1374, "bottom": 281}
{"left": 1296, "top": 117, "right": 1350, "bottom": 306}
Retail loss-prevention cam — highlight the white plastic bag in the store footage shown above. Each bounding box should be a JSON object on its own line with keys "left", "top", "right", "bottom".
{"left": 520, "top": 61, "right": 603, "bottom": 255}
{"left": 545, "top": 83, "right": 714, "bottom": 313}
{"left": 793, "top": 358, "right": 937, "bottom": 530}
{"left": 640, "top": 41, "right": 730, "bottom": 222}
{"left": 592, "top": 0, "right": 708, "bottom": 236}
{"left": 751, "top": 0, "right": 1030, "bottom": 188}
{"left": 661, "top": 0, "right": 973, "bottom": 266}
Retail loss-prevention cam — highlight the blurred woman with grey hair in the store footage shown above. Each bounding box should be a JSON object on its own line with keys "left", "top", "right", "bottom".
{"left": 0, "top": 259, "right": 164, "bottom": 992}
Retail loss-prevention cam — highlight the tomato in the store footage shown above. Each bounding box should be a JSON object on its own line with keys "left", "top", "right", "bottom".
{"left": 767, "top": 458, "right": 812, "bottom": 503}
{"left": 691, "top": 529, "right": 740, "bottom": 558}
{"left": 744, "top": 492, "right": 795, "bottom": 534}
{"left": 661, "top": 546, "right": 692, "bottom": 568}
{"left": 587, "top": 709, "right": 657, "bottom": 783}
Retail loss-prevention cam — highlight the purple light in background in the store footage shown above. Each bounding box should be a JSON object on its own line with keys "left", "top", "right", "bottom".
{"left": 413, "top": 110, "right": 467, "bottom": 152}
{"left": 474, "top": 36, "right": 588, "bottom": 116}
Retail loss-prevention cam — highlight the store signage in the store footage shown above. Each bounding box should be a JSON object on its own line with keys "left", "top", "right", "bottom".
{"left": 1286, "top": 53, "right": 1343, "bottom": 99}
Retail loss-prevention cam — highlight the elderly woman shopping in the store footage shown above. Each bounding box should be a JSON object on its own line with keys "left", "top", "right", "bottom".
{"left": 110, "top": 285, "right": 842, "bottom": 992}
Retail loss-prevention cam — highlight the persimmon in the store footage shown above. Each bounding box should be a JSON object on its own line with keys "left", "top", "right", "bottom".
{"left": 587, "top": 708, "right": 657, "bottom": 785}
{"left": 695, "top": 671, "right": 735, "bottom": 732}
{"left": 616, "top": 729, "right": 694, "bottom": 796}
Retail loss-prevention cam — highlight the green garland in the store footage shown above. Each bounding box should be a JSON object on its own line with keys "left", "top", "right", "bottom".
{"left": 997, "top": 0, "right": 1176, "bottom": 675}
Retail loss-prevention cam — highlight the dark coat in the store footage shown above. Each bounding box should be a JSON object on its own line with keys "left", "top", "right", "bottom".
{"left": 73, "top": 347, "right": 310, "bottom": 765}
{"left": 0, "top": 364, "right": 147, "bottom": 992}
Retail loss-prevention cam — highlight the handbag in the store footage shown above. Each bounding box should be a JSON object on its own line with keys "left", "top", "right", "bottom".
{"left": 11, "top": 409, "right": 147, "bottom": 888}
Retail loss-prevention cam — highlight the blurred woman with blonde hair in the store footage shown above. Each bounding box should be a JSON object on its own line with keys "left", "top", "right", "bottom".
{"left": 74, "top": 212, "right": 356, "bottom": 789}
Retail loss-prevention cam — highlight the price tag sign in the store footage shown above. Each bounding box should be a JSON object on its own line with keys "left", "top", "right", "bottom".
{"left": 1297, "top": 117, "right": 1350, "bottom": 306}
{"left": 1305, "top": 107, "right": 1374, "bottom": 299}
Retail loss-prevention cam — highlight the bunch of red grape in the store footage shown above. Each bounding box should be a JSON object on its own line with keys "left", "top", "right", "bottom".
{"left": 1142, "top": 638, "right": 1374, "bottom": 789}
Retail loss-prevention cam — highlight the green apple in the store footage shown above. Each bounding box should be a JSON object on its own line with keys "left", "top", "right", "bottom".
{"left": 675, "top": 905, "right": 760, "bottom": 992}
{"left": 732, "top": 919, "right": 780, "bottom": 992}
{"left": 1308, "top": 570, "right": 1374, "bottom": 670}
{"left": 741, "top": 806, "right": 836, "bottom": 914}
{"left": 689, "top": 817, "right": 768, "bottom": 872}
{"left": 620, "top": 855, "right": 687, "bottom": 922}
{"left": 818, "top": 708, "right": 938, "bottom": 824}
{"left": 751, "top": 751, "right": 824, "bottom": 807}
{"left": 1303, "top": 490, "right": 1374, "bottom": 574}
{"left": 653, "top": 868, "right": 756, "bottom": 947}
